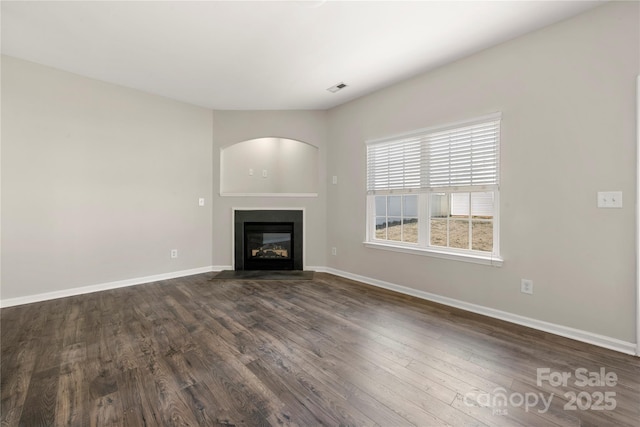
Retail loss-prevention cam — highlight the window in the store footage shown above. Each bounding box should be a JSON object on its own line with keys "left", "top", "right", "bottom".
{"left": 365, "top": 113, "right": 501, "bottom": 265}
{"left": 375, "top": 194, "right": 419, "bottom": 243}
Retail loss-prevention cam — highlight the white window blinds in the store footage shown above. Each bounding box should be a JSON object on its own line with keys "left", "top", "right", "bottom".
{"left": 367, "top": 114, "right": 500, "bottom": 194}
{"left": 366, "top": 138, "right": 421, "bottom": 192}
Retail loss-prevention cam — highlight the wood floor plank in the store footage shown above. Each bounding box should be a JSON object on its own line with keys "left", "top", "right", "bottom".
{"left": 2, "top": 272, "right": 639, "bottom": 426}
{"left": 293, "top": 286, "right": 515, "bottom": 392}
{"left": 1, "top": 337, "right": 40, "bottom": 426}
{"left": 250, "top": 301, "right": 485, "bottom": 426}
{"left": 191, "top": 328, "right": 295, "bottom": 425}
{"left": 247, "top": 315, "right": 399, "bottom": 426}
{"left": 254, "top": 305, "right": 444, "bottom": 405}
{"left": 179, "top": 349, "right": 260, "bottom": 426}
{"left": 117, "top": 367, "right": 163, "bottom": 427}
{"left": 17, "top": 366, "right": 59, "bottom": 427}
{"left": 55, "top": 349, "right": 90, "bottom": 427}
{"left": 89, "top": 392, "right": 123, "bottom": 427}
{"left": 245, "top": 358, "right": 343, "bottom": 426}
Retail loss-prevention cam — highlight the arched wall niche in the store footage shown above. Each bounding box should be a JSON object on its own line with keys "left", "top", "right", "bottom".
{"left": 220, "top": 137, "right": 319, "bottom": 196}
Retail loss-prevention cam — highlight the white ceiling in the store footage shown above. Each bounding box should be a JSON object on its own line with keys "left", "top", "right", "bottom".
{"left": 1, "top": 0, "right": 603, "bottom": 110}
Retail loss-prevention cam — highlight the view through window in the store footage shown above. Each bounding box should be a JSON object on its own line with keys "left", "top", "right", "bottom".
{"left": 366, "top": 113, "right": 501, "bottom": 261}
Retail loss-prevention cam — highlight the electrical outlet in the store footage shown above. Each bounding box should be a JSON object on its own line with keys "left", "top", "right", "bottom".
{"left": 331, "top": 247, "right": 337, "bottom": 256}
{"left": 521, "top": 279, "right": 533, "bottom": 295}
{"left": 332, "top": 176, "right": 338, "bottom": 185}
{"left": 198, "top": 198, "right": 205, "bottom": 206}
{"left": 597, "top": 191, "right": 622, "bottom": 208}
{"left": 171, "top": 249, "right": 178, "bottom": 259}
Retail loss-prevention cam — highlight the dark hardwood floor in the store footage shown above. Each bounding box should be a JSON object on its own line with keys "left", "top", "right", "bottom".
{"left": 2, "top": 272, "right": 639, "bottom": 426}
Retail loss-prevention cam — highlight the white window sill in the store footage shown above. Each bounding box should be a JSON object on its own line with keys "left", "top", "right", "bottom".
{"left": 363, "top": 241, "right": 503, "bottom": 267}
{"left": 220, "top": 192, "right": 318, "bottom": 198}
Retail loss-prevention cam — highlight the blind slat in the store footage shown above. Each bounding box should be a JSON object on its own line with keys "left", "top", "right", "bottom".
{"left": 367, "top": 116, "right": 500, "bottom": 193}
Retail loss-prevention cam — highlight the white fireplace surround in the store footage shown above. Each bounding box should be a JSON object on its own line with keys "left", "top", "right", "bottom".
{"left": 231, "top": 207, "right": 306, "bottom": 270}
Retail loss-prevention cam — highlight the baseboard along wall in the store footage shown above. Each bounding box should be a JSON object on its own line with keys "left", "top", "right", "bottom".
{"left": 1, "top": 265, "right": 637, "bottom": 356}
{"left": 322, "top": 267, "right": 637, "bottom": 357}
{"left": 0, "top": 266, "right": 226, "bottom": 308}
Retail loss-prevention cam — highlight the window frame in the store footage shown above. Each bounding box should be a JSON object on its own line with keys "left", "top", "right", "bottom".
{"left": 364, "top": 113, "right": 503, "bottom": 267}
{"left": 373, "top": 194, "right": 420, "bottom": 244}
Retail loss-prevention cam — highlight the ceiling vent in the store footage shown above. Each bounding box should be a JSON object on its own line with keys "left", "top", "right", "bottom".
{"left": 327, "top": 82, "right": 348, "bottom": 93}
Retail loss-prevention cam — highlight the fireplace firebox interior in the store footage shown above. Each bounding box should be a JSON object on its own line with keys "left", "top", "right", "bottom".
{"left": 234, "top": 210, "right": 303, "bottom": 271}
{"left": 244, "top": 222, "right": 293, "bottom": 270}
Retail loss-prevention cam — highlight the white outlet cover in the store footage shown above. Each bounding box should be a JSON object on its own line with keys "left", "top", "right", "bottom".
{"left": 521, "top": 279, "right": 533, "bottom": 294}
{"left": 597, "top": 191, "right": 622, "bottom": 208}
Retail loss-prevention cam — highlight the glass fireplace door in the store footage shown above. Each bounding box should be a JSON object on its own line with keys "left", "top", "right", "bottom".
{"left": 244, "top": 222, "right": 294, "bottom": 270}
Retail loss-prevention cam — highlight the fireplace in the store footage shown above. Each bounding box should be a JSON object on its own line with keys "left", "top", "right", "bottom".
{"left": 244, "top": 222, "right": 293, "bottom": 270}
{"left": 234, "top": 210, "right": 303, "bottom": 270}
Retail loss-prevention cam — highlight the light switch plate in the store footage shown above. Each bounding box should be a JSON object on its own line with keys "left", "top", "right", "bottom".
{"left": 597, "top": 191, "right": 622, "bottom": 208}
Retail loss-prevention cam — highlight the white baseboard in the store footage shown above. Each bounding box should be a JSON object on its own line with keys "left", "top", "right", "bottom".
{"left": 2, "top": 264, "right": 636, "bottom": 356}
{"left": 0, "top": 266, "right": 216, "bottom": 308}
{"left": 324, "top": 267, "right": 638, "bottom": 356}
{"left": 306, "top": 265, "right": 329, "bottom": 273}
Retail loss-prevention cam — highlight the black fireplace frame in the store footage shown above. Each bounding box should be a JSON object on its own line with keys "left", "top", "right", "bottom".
{"left": 234, "top": 210, "right": 303, "bottom": 271}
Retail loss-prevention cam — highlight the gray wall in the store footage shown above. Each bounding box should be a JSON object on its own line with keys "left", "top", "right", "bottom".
{"left": 1, "top": 2, "right": 637, "bottom": 345}
{"left": 326, "top": 1, "right": 638, "bottom": 343}
{"left": 220, "top": 137, "right": 319, "bottom": 195}
{"left": 211, "top": 110, "right": 328, "bottom": 269}
{"left": 1, "top": 56, "right": 214, "bottom": 299}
